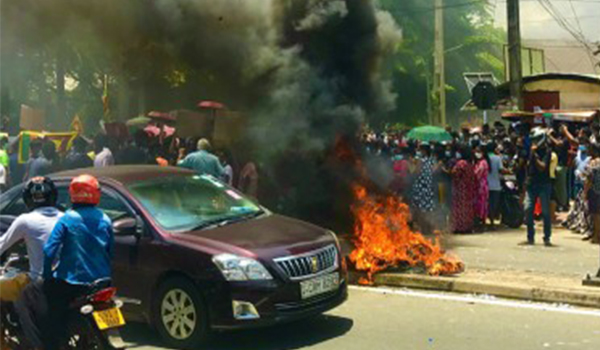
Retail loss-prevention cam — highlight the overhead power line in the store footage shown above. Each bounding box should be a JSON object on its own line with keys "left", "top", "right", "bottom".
{"left": 536, "top": 0, "right": 600, "bottom": 72}
{"left": 523, "top": 14, "right": 600, "bottom": 23}
{"left": 385, "top": 0, "right": 488, "bottom": 15}
{"left": 568, "top": 0, "right": 585, "bottom": 40}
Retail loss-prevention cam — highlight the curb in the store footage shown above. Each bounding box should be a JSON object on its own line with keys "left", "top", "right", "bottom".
{"left": 348, "top": 271, "right": 600, "bottom": 309}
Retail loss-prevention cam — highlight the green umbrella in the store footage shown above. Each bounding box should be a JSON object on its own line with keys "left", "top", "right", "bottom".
{"left": 126, "top": 115, "right": 151, "bottom": 128}
{"left": 406, "top": 125, "right": 452, "bottom": 142}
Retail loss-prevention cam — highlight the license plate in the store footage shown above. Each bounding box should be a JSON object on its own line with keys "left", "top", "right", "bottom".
{"left": 300, "top": 273, "right": 339, "bottom": 299}
{"left": 92, "top": 307, "right": 125, "bottom": 330}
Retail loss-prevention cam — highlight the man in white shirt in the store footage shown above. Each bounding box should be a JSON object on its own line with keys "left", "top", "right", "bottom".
{"left": 0, "top": 177, "right": 63, "bottom": 302}
{"left": 0, "top": 163, "right": 6, "bottom": 191}
{"left": 93, "top": 134, "right": 114, "bottom": 168}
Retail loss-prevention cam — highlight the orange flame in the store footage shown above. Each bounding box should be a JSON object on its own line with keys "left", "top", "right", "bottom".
{"left": 349, "top": 184, "right": 464, "bottom": 284}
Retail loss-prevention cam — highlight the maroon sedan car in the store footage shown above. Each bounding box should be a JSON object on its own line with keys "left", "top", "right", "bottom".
{"left": 0, "top": 166, "right": 348, "bottom": 349}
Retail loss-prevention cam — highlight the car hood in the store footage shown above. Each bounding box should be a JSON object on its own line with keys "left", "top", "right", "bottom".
{"left": 167, "top": 214, "right": 334, "bottom": 259}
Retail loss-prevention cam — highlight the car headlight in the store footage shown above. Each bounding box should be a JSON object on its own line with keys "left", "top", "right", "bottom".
{"left": 212, "top": 254, "right": 273, "bottom": 281}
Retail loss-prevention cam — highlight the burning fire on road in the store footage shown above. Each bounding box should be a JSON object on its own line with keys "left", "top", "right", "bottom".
{"left": 349, "top": 184, "right": 464, "bottom": 285}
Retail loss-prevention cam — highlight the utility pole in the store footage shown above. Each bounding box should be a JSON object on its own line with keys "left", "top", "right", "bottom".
{"left": 507, "top": 0, "right": 523, "bottom": 110}
{"left": 433, "top": 0, "right": 446, "bottom": 126}
{"left": 56, "top": 49, "right": 66, "bottom": 128}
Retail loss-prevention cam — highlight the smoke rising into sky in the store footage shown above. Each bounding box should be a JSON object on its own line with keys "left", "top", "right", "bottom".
{"left": 1, "top": 0, "right": 402, "bottom": 225}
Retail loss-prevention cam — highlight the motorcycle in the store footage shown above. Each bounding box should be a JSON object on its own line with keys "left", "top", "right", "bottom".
{"left": 500, "top": 175, "right": 524, "bottom": 229}
{"left": 0, "top": 254, "right": 127, "bottom": 350}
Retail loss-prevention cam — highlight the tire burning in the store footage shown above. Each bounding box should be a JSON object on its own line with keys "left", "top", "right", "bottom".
{"left": 349, "top": 184, "right": 464, "bottom": 285}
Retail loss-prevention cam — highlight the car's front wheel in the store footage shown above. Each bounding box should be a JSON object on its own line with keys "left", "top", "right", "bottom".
{"left": 153, "top": 277, "right": 209, "bottom": 350}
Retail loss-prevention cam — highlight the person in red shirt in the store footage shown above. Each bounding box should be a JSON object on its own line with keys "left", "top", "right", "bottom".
{"left": 390, "top": 146, "right": 413, "bottom": 201}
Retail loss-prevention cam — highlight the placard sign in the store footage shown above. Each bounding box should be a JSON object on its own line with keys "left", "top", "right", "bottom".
{"left": 20, "top": 105, "right": 46, "bottom": 131}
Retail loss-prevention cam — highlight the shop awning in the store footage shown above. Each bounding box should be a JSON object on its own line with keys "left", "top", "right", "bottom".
{"left": 502, "top": 109, "right": 598, "bottom": 123}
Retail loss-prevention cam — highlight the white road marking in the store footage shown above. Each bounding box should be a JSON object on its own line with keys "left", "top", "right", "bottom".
{"left": 350, "top": 285, "right": 600, "bottom": 318}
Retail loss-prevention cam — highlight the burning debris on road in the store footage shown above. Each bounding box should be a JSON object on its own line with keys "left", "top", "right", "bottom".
{"left": 349, "top": 184, "right": 464, "bottom": 284}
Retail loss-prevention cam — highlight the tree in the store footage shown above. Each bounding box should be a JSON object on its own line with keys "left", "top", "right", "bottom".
{"left": 378, "top": 0, "right": 505, "bottom": 127}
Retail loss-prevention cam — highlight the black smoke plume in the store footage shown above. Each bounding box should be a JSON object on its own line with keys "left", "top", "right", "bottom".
{"left": 1, "top": 0, "right": 402, "bottom": 229}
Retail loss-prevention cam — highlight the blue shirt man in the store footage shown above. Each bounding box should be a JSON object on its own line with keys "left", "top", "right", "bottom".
{"left": 43, "top": 205, "right": 113, "bottom": 284}
{"left": 178, "top": 138, "right": 225, "bottom": 178}
{"left": 20, "top": 175, "right": 113, "bottom": 350}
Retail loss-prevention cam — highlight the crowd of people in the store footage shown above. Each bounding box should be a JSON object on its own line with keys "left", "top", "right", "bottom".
{"left": 0, "top": 128, "right": 263, "bottom": 349}
{"left": 0, "top": 130, "right": 259, "bottom": 199}
{"left": 362, "top": 120, "right": 600, "bottom": 246}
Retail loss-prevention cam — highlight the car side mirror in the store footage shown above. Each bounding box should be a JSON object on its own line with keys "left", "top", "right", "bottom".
{"left": 113, "top": 217, "right": 138, "bottom": 237}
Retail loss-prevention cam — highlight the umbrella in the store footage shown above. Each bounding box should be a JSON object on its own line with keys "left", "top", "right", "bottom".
{"left": 198, "top": 100, "right": 226, "bottom": 110}
{"left": 144, "top": 124, "right": 175, "bottom": 137}
{"left": 147, "top": 111, "right": 176, "bottom": 122}
{"left": 406, "top": 126, "right": 452, "bottom": 143}
{"left": 126, "top": 115, "right": 151, "bottom": 128}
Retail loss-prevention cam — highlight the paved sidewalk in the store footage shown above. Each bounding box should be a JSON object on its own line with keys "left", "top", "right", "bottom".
{"left": 448, "top": 226, "right": 599, "bottom": 279}
{"left": 342, "top": 225, "right": 600, "bottom": 308}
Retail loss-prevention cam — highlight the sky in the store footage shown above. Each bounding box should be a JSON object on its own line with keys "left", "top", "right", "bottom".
{"left": 493, "top": 0, "right": 600, "bottom": 42}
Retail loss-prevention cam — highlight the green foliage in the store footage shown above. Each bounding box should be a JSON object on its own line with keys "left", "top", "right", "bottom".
{"left": 378, "top": 0, "right": 505, "bottom": 126}
{"left": 0, "top": 0, "right": 506, "bottom": 133}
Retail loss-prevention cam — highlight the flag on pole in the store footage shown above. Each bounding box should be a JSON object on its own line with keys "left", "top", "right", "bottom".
{"left": 71, "top": 114, "right": 84, "bottom": 135}
{"left": 18, "top": 131, "right": 43, "bottom": 164}
{"left": 18, "top": 131, "right": 77, "bottom": 164}
{"left": 102, "top": 74, "right": 110, "bottom": 117}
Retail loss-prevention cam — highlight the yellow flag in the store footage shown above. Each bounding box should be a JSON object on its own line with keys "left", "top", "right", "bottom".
{"left": 71, "top": 115, "right": 84, "bottom": 135}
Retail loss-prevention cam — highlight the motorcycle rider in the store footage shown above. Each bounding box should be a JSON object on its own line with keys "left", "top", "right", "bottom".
{"left": 0, "top": 177, "right": 62, "bottom": 299}
{"left": 39, "top": 174, "right": 114, "bottom": 350}
{"left": 0, "top": 177, "right": 63, "bottom": 349}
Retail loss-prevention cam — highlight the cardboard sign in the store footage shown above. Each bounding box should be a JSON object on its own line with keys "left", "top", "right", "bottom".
{"left": 174, "top": 110, "right": 213, "bottom": 139}
{"left": 169, "top": 109, "right": 246, "bottom": 147}
{"left": 213, "top": 110, "right": 244, "bottom": 148}
{"left": 20, "top": 105, "right": 46, "bottom": 131}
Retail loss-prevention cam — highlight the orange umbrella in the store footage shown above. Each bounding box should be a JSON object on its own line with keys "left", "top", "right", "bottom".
{"left": 197, "top": 100, "right": 226, "bottom": 110}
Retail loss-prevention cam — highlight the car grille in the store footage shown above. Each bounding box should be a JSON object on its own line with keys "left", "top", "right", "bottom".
{"left": 274, "top": 245, "right": 338, "bottom": 280}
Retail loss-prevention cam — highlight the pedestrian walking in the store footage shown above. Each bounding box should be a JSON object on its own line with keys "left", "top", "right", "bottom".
{"left": 487, "top": 142, "right": 503, "bottom": 229}
{"left": 522, "top": 129, "right": 553, "bottom": 246}
{"left": 451, "top": 145, "right": 476, "bottom": 233}
{"left": 584, "top": 143, "right": 600, "bottom": 244}
{"left": 411, "top": 144, "right": 436, "bottom": 235}
{"left": 473, "top": 145, "right": 490, "bottom": 231}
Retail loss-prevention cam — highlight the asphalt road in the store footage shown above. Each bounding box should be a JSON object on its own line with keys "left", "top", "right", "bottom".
{"left": 122, "top": 286, "right": 600, "bottom": 350}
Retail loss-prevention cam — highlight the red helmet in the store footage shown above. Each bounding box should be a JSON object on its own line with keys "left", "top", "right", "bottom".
{"left": 69, "top": 175, "right": 101, "bottom": 205}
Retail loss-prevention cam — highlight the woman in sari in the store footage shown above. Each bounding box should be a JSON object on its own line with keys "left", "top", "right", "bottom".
{"left": 451, "top": 146, "right": 476, "bottom": 233}
{"left": 411, "top": 144, "right": 436, "bottom": 234}
{"left": 473, "top": 145, "right": 490, "bottom": 230}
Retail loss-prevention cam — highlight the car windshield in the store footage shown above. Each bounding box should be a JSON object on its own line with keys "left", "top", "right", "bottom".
{"left": 128, "top": 174, "right": 262, "bottom": 232}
